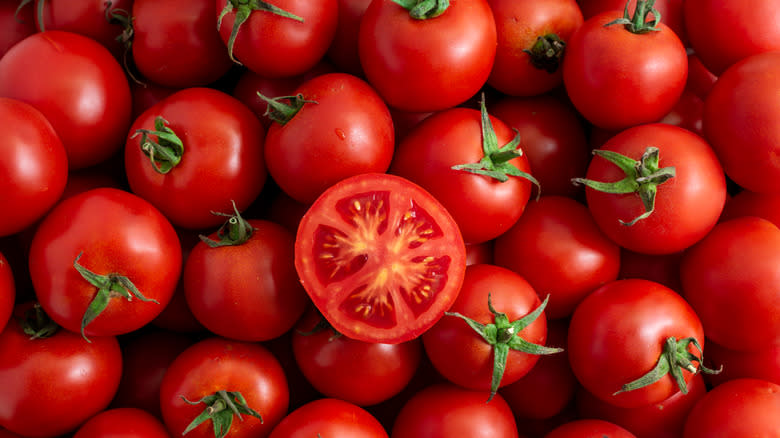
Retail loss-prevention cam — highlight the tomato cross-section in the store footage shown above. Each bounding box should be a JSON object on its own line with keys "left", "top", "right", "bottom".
{"left": 295, "top": 173, "right": 467, "bottom": 343}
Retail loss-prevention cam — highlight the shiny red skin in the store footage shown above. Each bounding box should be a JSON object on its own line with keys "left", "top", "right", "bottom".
{"left": 0, "top": 252, "right": 13, "bottom": 334}
{"left": 577, "top": 0, "right": 686, "bottom": 45}
{"left": 125, "top": 87, "right": 267, "bottom": 230}
{"left": 493, "top": 196, "right": 621, "bottom": 319}
{"left": 0, "top": 98, "right": 68, "bottom": 237}
{"left": 686, "top": 53, "right": 718, "bottom": 100}
{"left": 358, "top": 0, "right": 497, "bottom": 112}
{"left": 567, "top": 279, "right": 706, "bottom": 409}
{"left": 0, "top": 30, "right": 132, "bottom": 169}
{"left": 562, "top": 11, "right": 687, "bottom": 131}
{"left": 0, "top": 303, "right": 123, "bottom": 438}
{"left": 0, "top": 2, "right": 36, "bottom": 58}
{"left": 28, "top": 188, "right": 182, "bottom": 338}
{"left": 73, "top": 408, "right": 171, "bottom": 438}
{"left": 268, "top": 398, "right": 389, "bottom": 438}
{"left": 543, "top": 419, "right": 637, "bottom": 438}
{"left": 703, "top": 339, "right": 780, "bottom": 388}
{"left": 216, "top": 0, "right": 338, "bottom": 78}
{"left": 720, "top": 190, "right": 780, "bottom": 228}
{"left": 659, "top": 88, "right": 704, "bottom": 137}
{"left": 159, "top": 337, "right": 289, "bottom": 438}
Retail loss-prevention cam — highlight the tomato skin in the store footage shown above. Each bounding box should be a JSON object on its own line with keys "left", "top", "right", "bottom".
{"left": 544, "top": 419, "right": 637, "bottom": 438}
{"left": 680, "top": 216, "right": 780, "bottom": 352}
{"left": 0, "top": 252, "right": 13, "bottom": 335}
{"left": 682, "top": 378, "right": 780, "bottom": 437}
{"left": 703, "top": 339, "right": 780, "bottom": 388}
{"left": 0, "top": 30, "right": 132, "bottom": 170}
{"left": 358, "top": 0, "right": 496, "bottom": 112}
{"left": 0, "top": 303, "right": 123, "bottom": 438}
{"left": 28, "top": 188, "right": 182, "bottom": 338}
{"left": 159, "top": 337, "right": 289, "bottom": 438}
{"left": 326, "top": 0, "right": 372, "bottom": 75}
{"left": 567, "top": 279, "right": 706, "bottom": 409}
{"left": 562, "top": 11, "right": 687, "bottom": 131}
{"left": 0, "top": 98, "right": 68, "bottom": 237}
{"left": 0, "top": 2, "right": 36, "bottom": 58}
{"left": 125, "top": 87, "right": 267, "bottom": 230}
{"left": 73, "top": 407, "right": 171, "bottom": 438}
{"left": 268, "top": 398, "right": 388, "bottom": 438}
{"left": 578, "top": 0, "right": 686, "bottom": 45}
{"left": 720, "top": 190, "right": 780, "bottom": 228}
{"left": 264, "top": 73, "right": 395, "bottom": 204}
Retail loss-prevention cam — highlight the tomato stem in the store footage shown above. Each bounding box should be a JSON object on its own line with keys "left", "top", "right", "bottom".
{"left": 603, "top": 0, "right": 662, "bottom": 34}
{"left": 391, "top": 0, "right": 450, "bottom": 20}
{"left": 181, "top": 390, "right": 263, "bottom": 438}
{"left": 522, "top": 33, "right": 566, "bottom": 73}
{"left": 20, "top": 303, "right": 60, "bottom": 340}
{"left": 256, "top": 93, "right": 318, "bottom": 126}
{"left": 199, "top": 200, "right": 256, "bottom": 248}
{"left": 131, "top": 116, "right": 184, "bottom": 174}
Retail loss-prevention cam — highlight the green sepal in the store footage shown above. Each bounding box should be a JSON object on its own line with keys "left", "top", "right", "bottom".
{"left": 199, "top": 200, "right": 256, "bottom": 248}
{"left": 522, "top": 33, "right": 566, "bottom": 73}
{"left": 256, "top": 93, "right": 318, "bottom": 126}
{"left": 73, "top": 252, "right": 159, "bottom": 343}
{"left": 181, "top": 390, "right": 263, "bottom": 438}
{"left": 131, "top": 116, "right": 184, "bottom": 174}
{"left": 391, "top": 0, "right": 449, "bottom": 19}
{"left": 19, "top": 303, "right": 60, "bottom": 340}
{"left": 603, "top": 0, "right": 661, "bottom": 34}
{"left": 217, "top": 0, "right": 304, "bottom": 65}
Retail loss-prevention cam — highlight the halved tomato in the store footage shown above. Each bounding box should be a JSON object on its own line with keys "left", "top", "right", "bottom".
{"left": 295, "top": 173, "right": 467, "bottom": 344}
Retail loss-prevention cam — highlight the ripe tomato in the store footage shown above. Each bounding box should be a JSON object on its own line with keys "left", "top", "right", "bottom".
{"left": 562, "top": 6, "right": 687, "bottom": 130}
{"left": 292, "top": 306, "right": 422, "bottom": 406}
{"left": 294, "top": 173, "right": 467, "bottom": 344}
{"left": 73, "top": 408, "right": 170, "bottom": 438}
{"left": 578, "top": 0, "right": 686, "bottom": 44}
{"left": 0, "top": 303, "right": 123, "bottom": 438}
{"left": 358, "top": 0, "right": 496, "bottom": 112}
{"left": 0, "top": 97, "right": 68, "bottom": 237}
{"left": 125, "top": 87, "right": 267, "bottom": 230}
{"left": 544, "top": 419, "right": 637, "bottom": 438}
{"left": 159, "top": 337, "right": 289, "bottom": 438}
{"left": 28, "top": 188, "right": 182, "bottom": 340}
{"left": 0, "top": 30, "right": 132, "bottom": 169}
{"left": 0, "top": 252, "right": 14, "bottom": 334}
{"left": 268, "top": 398, "right": 388, "bottom": 438}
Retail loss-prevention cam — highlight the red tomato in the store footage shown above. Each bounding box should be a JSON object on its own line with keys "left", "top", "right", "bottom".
{"left": 0, "top": 252, "right": 14, "bottom": 333}
{"left": 231, "top": 69, "right": 306, "bottom": 130}
{"left": 263, "top": 73, "right": 395, "bottom": 204}
{"left": 390, "top": 383, "right": 518, "bottom": 438}
{"left": 159, "top": 337, "right": 289, "bottom": 438}
{"left": 130, "top": 80, "right": 178, "bottom": 121}
{"left": 358, "top": 0, "right": 497, "bottom": 112}
{"left": 268, "top": 398, "right": 388, "bottom": 438}
{"left": 720, "top": 190, "right": 780, "bottom": 228}
{"left": 0, "top": 97, "right": 68, "bottom": 237}
{"left": 493, "top": 195, "right": 621, "bottom": 319}
{"left": 28, "top": 188, "right": 182, "bottom": 339}
{"left": 578, "top": 0, "right": 686, "bottom": 44}
{"left": 325, "top": 0, "right": 372, "bottom": 75}
{"left": 686, "top": 53, "right": 718, "bottom": 100}
{"left": 294, "top": 173, "right": 467, "bottom": 344}
{"left": 659, "top": 88, "right": 704, "bottom": 137}
{"left": 680, "top": 216, "right": 780, "bottom": 352}
{"left": 703, "top": 51, "right": 780, "bottom": 193}
{"left": 682, "top": 378, "right": 780, "bottom": 437}
{"left": 0, "top": 303, "right": 123, "bottom": 438}
{"left": 543, "top": 419, "right": 637, "bottom": 438}
{"left": 216, "top": 0, "right": 338, "bottom": 78}
{"left": 562, "top": 8, "right": 687, "bottom": 130}
{"left": 487, "top": 0, "right": 583, "bottom": 97}
{"left": 0, "top": 30, "right": 132, "bottom": 169}
{"left": 0, "top": 1, "right": 36, "bottom": 58}
{"left": 576, "top": 123, "right": 726, "bottom": 254}
{"left": 125, "top": 87, "right": 267, "bottom": 230}
{"left": 567, "top": 279, "right": 710, "bottom": 409}
{"left": 73, "top": 408, "right": 171, "bottom": 438}
{"left": 703, "top": 339, "right": 780, "bottom": 388}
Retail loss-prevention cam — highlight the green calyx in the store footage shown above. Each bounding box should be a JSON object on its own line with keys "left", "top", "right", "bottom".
{"left": 391, "top": 0, "right": 449, "bottom": 19}
{"left": 445, "top": 294, "right": 563, "bottom": 402}
{"left": 256, "top": 93, "right": 317, "bottom": 126}
{"left": 20, "top": 303, "right": 60, "bottom": 340}
{"left": 572, "top": 146, "right": 675, "bottom": 226}
{"left": 614, "top": 336, "right": 722, "bottom": 396}
{"left": 181, "top": 390, "right": 263, "bottom": 438}
{"left": 103, "top": 1, "right": 144, "bottom": 85}
{"left": 451, "top": 94, "right": 541, "bottom": 197}
{"left": 73, "top": 252, "right": 158, "bottom": 343}
{"left": 523, "top": 33, "right": 566, "bottom": 73}
{"left": 199, "top": 200, "right": 256, "bottom": 248}
{"left": 604, "top": 0, "right": 662, "bottom": 34}
{"left": 131, "top": 116, "right": 184, "bottom": 174}
{"left": 217, "top": 0, "right": 304, "bottom": 65}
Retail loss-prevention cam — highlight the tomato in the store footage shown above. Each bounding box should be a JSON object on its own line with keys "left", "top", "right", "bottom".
{"left": 183, "top": 213, "right": 309, "bottom": 342}
{"left": 390, "top": 383, "right": 518, "bottom": 438}
{"left": 562, "top": 6, "right": 687, "bottom": 131}
{"left": 358, "top": 0, "right": 496, "bottom": 112}
{"left": 0, "top": 303, "right": 123, "bottom": 437}
{"left": 268, "top": 398, "right": 388, "bottom": 438}
{"left": 0, "top": 1, "right": 36, "bottom": 59}
{"left": 575, "top": 123, "right": 726, "bottom": 254}
{"left": 0, "top": 30, "right": 132, "bottom": 170}
{"left": 567, "top": 279, "right": 712, "bottom": 409}
{"left": 131, "top": 0, "right": 232, "bottom": 87}
{"left": 0, "top": 252, "right": 14, "bottom": 333}
{"left": 682, "top": 378, "right": 780, "bottom": 437}
{"left": 577, "top": 0, "right": 686, "bottom": 45}
{"left": 130, "top": 79, "right": 178, "bottom": 120}
{"left": 703, "top": 339, "right": 780, "bottom": 388}
{"left": 325, "top": 0, "right": 371, "bottom": 75}
{"left": 487, "top": 0, "right": 583, "bottom": 97}
{"left": 685, "top": 53, "right": 718, "bottom": 100}
{"left": 292, "top": 306, "right": 422, "bottom": 406}
{"left": 703, "top": 51, "right": 780, "bottom": 193}
{"left": 263, "top": 73, "right": 395, "bottom": 204}
{"left": 159, "top": 337, "right": 289, "bottom": 438}
{"left": 73, "top": 407, "right": 170, "bottom": 438}
{"left": 493, "top": 195, "right": 621, "bottom": 319}
{"left": 216, "top": 0, "right": 338, "bottom": 78}
{"left": 617, "top": 249, "right": 684, "bottom": 292}
{"left": 28, "top": 187, "right": 182, "bottom": 340}
{"left": 543, "top": 419, "right": 637, "bottom": 438}
{"left": 294, "top": 173, "right": 467, "bottom": 344}
{"left": 0, "top": 97, "right": 68, "bottom": 237}
{"left": 390, "top": 97, "right": 536, "bottom": 244}
{"left": 680, "top": 216, "right": 780, "bottom": 352}
{"left": 125, "top": 87, "right": 267, "bottom": 230}
{"left": 720, "top": 190, "right": 780, "bottom": 228}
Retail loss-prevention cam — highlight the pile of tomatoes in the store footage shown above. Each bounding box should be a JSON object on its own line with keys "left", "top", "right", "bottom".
{"left": 1, "top": 0, "right": 779, "bottom": 437}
